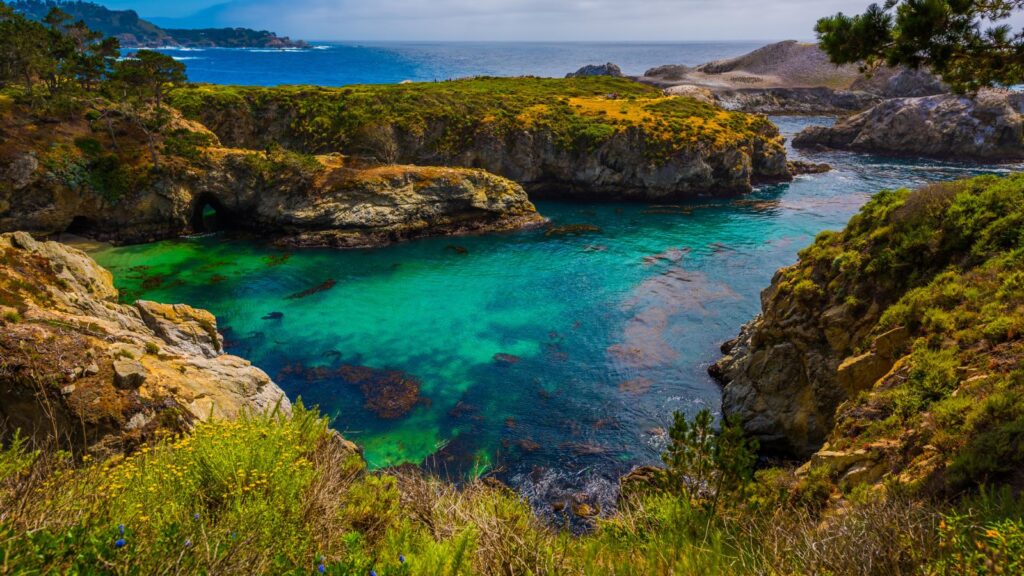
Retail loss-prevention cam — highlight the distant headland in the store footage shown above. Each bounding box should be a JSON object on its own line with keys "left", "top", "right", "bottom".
{"left": 7, "top": 0, "right": 309, "bottom": 48}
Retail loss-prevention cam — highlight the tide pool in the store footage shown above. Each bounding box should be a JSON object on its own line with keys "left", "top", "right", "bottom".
{"left": 88, "top": 117, "right": 1021, "bottom": 516}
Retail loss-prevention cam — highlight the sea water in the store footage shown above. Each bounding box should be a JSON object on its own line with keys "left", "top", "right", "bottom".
{"left": 88, "top": 117, "right": 1021, "bottom": 517}
{"left": 149, "top": 41, "right": 768, "bottom": 85}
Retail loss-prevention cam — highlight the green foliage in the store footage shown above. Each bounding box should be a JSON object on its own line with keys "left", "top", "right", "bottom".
{"left": 169, "top": 78, "right": 779, "bottom": 164}
{"left": 163, "top": 128, "right": 215, "bottom": 161}
{"left": 661, "top": 409, "right": 758, "bottom": 512}
{"left": 930, "top": 488, "right": 1024, "bottom": 575}
{"left": 816, "top": 1, "right": 1024, "bottom": 92}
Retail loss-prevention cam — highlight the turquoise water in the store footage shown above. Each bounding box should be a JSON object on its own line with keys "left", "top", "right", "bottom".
{"left": 88, "top": 117, "right": 1021, "bottom": 515}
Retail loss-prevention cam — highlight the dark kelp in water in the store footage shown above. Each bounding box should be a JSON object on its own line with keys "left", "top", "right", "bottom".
{"left": 285, "top": 279, "right": 337, "bottom": 300}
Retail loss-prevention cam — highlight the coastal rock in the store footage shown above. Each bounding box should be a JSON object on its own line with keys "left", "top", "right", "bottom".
{"left": 136, "top": 301, "right": 224, "bottom": 358}
{"left": 566, "top": 63, "right": 624, "bottom": 78}
{"left": 171, "top": 81, "right": 792, "bottom": 201}
{"left": 0, "top": 102, "right": 543, "bottom": 246}
{"left": 639, "top": 41, "right": 946, "bottom": 114}
{"left": 0, "top": 232, "right": 291, "bottom": 455}
{"left": 793, "top": 90, "right": 1024, "bottom": 160}
{"left": 787, "top": 160, "right": 832, "bottom": 175}
{"left": 711, "top": 266, "right": 910, "bottom": 457}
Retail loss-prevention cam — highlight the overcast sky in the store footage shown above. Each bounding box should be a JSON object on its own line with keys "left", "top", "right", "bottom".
{"left": 97, "top": 0, "right": 1021, "bottom": 41}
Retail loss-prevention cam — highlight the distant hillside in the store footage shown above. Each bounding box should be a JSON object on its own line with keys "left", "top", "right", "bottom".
{"left": 8, "top": 0, "right": 307, "bottom": 48}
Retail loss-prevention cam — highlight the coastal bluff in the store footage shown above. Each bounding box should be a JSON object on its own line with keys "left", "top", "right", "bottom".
{"left": 0, "top": 232, "right": 292, "bottom": 455}
{"left": 169, "top": 77, "right": 792, "bottom": 200}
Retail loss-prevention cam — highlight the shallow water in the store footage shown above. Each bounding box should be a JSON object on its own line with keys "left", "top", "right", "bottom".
{"left": 88, "top": 117, "right": 1022, "bottom": 519}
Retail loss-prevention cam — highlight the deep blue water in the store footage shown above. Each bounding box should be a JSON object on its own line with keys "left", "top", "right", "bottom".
{"left": 148, "top": 41, "right": 767, "bottom": 86}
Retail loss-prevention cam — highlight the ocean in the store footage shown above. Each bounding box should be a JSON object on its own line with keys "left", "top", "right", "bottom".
{"left": 153, "top": 41, "right": 769, "bottom": 85}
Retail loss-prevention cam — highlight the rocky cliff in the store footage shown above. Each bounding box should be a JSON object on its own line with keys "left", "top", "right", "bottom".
{"left": 793, "top": 90, "right": 1024, "bottom": 160}
{"left": 713, "top": 175, "right": 1024, "bottom": 492}
{"left": 638, "top": 41, "right": 946, "bottom": 114}
{"left": 169, "top": 78, "right": 792, "bottom": 200}
{"left": 0, "top": 102, "right": 541, "bottom": 246}
{"left": 0, "top": 231, "right": 290, "bottom": 456}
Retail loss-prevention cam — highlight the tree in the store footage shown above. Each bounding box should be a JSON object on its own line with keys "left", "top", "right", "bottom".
{"left": 110, "top": 51, "right": 187, "bottom": 167}
{"left": 0, "top": 6, "right": 52, "bottom": 98}
{"left": 111, "top": 50, "right": 186, "bottom": 109}
{"left": 816, "top": 1, "right": 1024, "bottom": 92}
{"left": 661, "top": 408, "right": 758, "bottom": 514}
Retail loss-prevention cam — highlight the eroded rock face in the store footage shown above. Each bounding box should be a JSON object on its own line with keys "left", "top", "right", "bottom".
{"left": 171, "top": 89, "right": 791, "bottom": 201}
{"left": 0, "top": 149, "right": 543, "bottom": 246}
{"left": 711, "top": 267, "right": 909, "bottom": 458}
{"left": 0, "top": 232, "right": 291, "bottom": 455}
{"left": 792, "top": 90, "right": 1024, "bottom": 160}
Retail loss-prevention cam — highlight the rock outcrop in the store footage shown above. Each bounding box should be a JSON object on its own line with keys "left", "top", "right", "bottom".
{"left": 792, "top": 90, "right": 1024, "bottom": 161}
{"left": 566, "top": 63, "right": 625, "bottom": 78}
{"left": 0, "top": 232, "right": 291, "bottom": 455}
{"left": 0, "top": 103, "right": 543, "bottom": 245}
{"left": 170, "top": 79, "right": 792, "bottom": 201}
{"left": 638, "top": 41, "right": 946, "bottom": 114}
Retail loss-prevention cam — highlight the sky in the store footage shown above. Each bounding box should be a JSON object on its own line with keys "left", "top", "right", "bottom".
{"left": 95, "top": 0, "right": 1021, "bottom": 42}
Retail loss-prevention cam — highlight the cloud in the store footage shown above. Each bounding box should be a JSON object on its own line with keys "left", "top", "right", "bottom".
{"left": 135, "top": 0, "right": 1024, "bottom": 42}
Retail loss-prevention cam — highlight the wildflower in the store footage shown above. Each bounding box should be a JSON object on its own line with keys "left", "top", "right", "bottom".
{"left": 986, "top": 529, "right": 1000, "bottom": 538}
{"left": 185, "top": 539, "right": 192, "bottom": 548}
{"left": 370, "top": 571, "right": 377, "bottom": 576}
{"left": 114, "top": 538, "right": 126, "bottom": 549}
{"left": 318, "top": 564, "right": 326, "bottom": 573}
{"left": 118, "top": 524, "right": 125, "bottom": 536}
{"left": 193, "top": 513, "right": 200, "bottom": 521}
{"left": 399, "top": 555, "right": 405, "bottom": 564}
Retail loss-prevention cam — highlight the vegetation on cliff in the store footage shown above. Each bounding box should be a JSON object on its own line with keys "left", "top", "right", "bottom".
{"left": 778, "top": 174, "right": 1024, "bottom": 491}
{"left": 170, "top": 78, "right": 783, "bottom": 165}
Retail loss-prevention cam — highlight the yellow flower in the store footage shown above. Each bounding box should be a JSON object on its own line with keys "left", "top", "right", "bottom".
{"left": 986, "top": 529, "right": 1000, "bottom": 538}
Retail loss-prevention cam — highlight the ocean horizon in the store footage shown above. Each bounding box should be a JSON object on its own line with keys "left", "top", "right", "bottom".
{"left": 148, "top": 40, "right": 795, "bottom": 86}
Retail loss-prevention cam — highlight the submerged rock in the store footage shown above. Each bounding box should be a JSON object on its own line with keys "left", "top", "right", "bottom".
{"left": 544, "top": 224, "right": 602, "bottom": 237}
{"left": 285, "top": 279, "right": 337, "bottom": 300}
{"left": 336, "top": 364, "right": 423, "bottom": 420}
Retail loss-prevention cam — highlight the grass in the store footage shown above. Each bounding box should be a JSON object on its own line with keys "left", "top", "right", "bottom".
{"left": 2, "top": 403, "right": 1022, "bottom": 575}
{"left": 169, "top": 77, "right": 781, "bottom": 163}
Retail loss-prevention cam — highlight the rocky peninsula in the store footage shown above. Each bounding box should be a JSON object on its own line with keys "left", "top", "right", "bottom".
{"left": 169, "top": 77, "right": 792, "bottom": 200}
{"left": 0, "top": 99, "right": 541, "bottom": 246}
{"left": 632, "top": 41, "right": 945, "bottom": 114}
{"left": 793, "top": 89, "right": 1024, "bottom": 160}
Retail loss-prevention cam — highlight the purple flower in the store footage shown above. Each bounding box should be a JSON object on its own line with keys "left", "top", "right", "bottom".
{"left": 317, "top": 564, "right": 326, "bottom": 573}
{"left": 184, "top": 539, "right": 192, "bottom": 548}
{"left": 118, "top": 524, "right": 125, "bottom": 535}
{"left": 193, "top": 513, "right": 200, "bottom": 521}
{"left": 114, "top": 538, "right": 126, "bottom": 549}
{"left": 370, "top": 571, "right": 377, "bottom": 576}
{"left": 399, "top": 555, "right": 405, "bottom": 564}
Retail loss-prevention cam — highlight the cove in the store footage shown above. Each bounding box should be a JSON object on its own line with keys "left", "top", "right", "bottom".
{"left": 87, "top": 117, "right": 1021, "bottom": 516}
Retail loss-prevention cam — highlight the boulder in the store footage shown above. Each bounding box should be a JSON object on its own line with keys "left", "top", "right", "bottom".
{"left": 136, "top": 301, "right": 224, "bottom": 358}
{"left": 793, "top": 90, "right": 1024, "bottom": 161}
{"left": 113, "top": 360, "right": 147, "bottom": 389}
{"left": 566, "top": 63, "right": 624, "bottom": 78}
